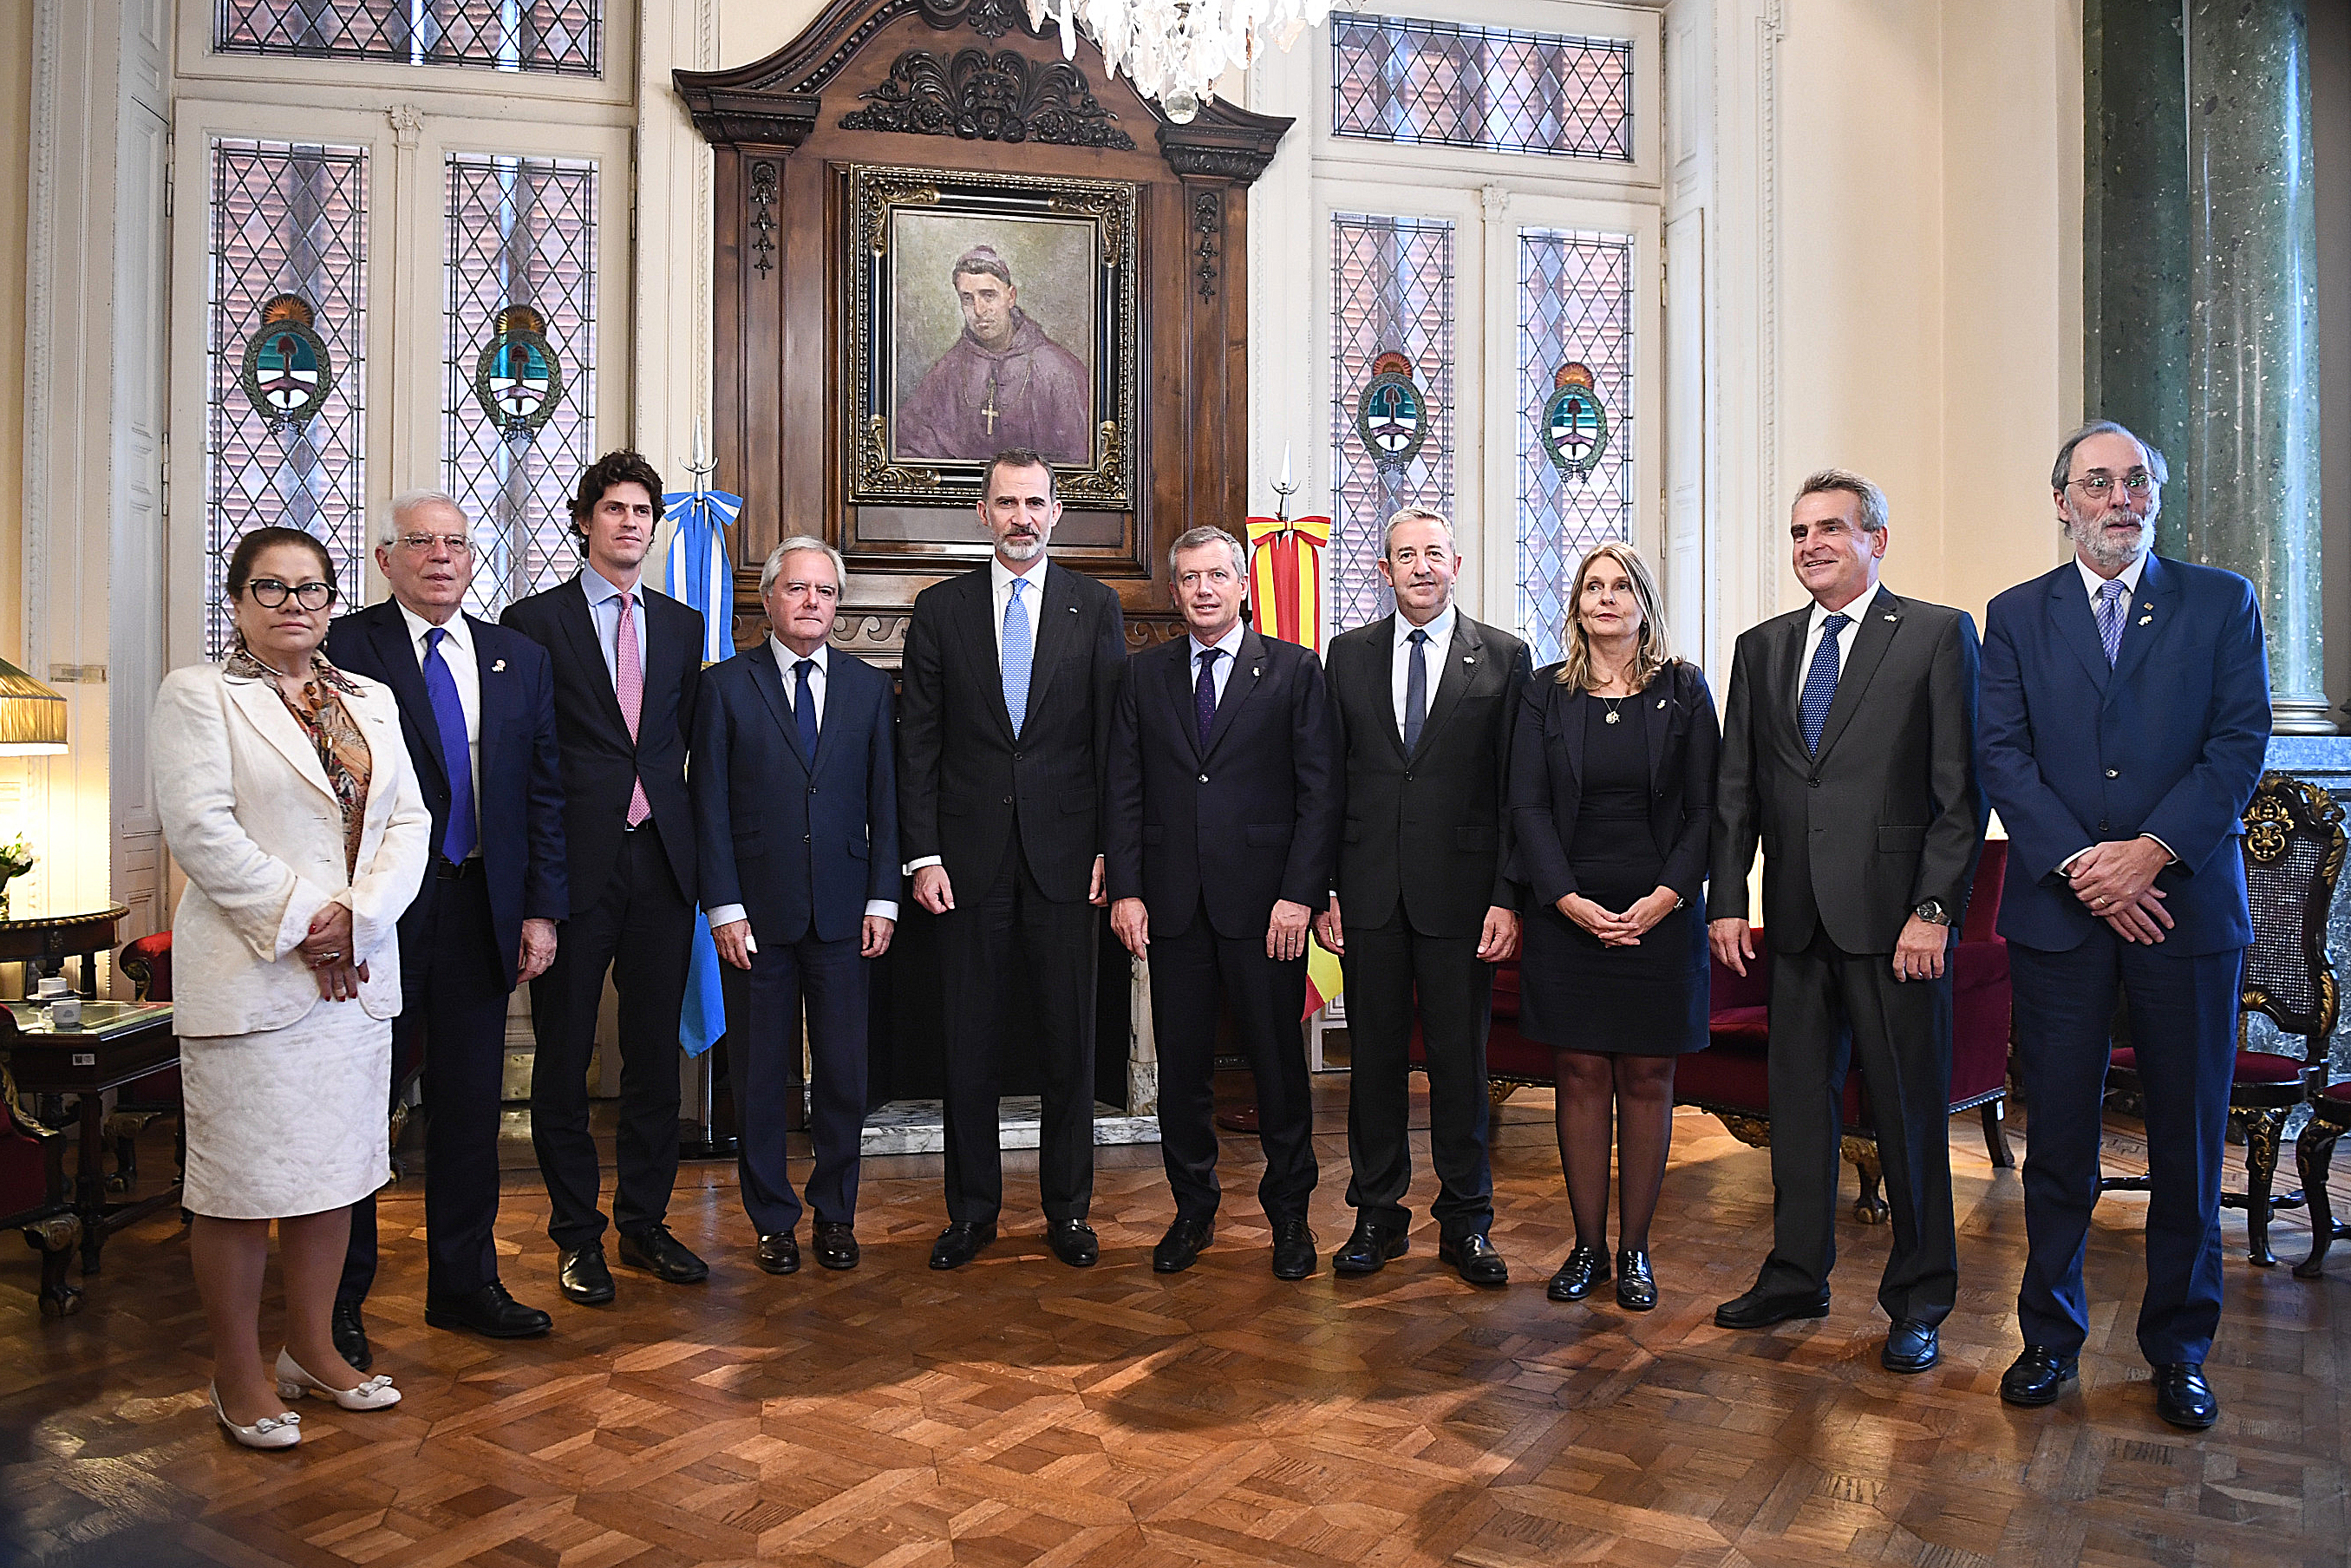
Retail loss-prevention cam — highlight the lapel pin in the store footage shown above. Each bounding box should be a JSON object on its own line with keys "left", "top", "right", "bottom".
{"left": 492, "top": 659, "right": 506, "bottom": 672}
{"left": 1251, "top": 665, "right": 1261, "bottom": 677}
{"left": 1465, "top": 655, "right": 1477, "bottom": 664}
{"left": 1656, "top": 698, "right": 1666, "bottom": 708}
{"left": 1883, "top": 614, "right": 1897, "bottom": 623}
{"left": 2139, "top": 615, "right": 2152, "bottom": 625}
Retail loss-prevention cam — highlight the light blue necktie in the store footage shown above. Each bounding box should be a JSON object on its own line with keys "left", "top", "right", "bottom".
{"left": 2096, "top": 579, "right": 2127, "bottom": 667}
{"left": 1002, "top": 576, "right": 1032, "bottom": 736}
{"left": 1799, "top": 612, "right": 1850, "bottom": 755}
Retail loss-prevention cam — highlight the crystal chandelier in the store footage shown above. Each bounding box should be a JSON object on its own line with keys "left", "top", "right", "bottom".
{"left": 1027, "top": 0, "right": 1333, "bottom": 122}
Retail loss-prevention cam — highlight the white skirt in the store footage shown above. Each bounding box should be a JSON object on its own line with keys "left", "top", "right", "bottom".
{"left": 180, "top": 1001, "right": 391, "bottom": 1220}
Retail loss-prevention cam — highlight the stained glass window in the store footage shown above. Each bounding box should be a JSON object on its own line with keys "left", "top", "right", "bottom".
{"left": 442, "top": 153, "right": 598, "bottom": 620}
{"left": 1517, "top": 228, "right": 1635, "bottom": 666}
{"left": 1331, "top": 15, "right": 1633, "bottom": 161}
{"left": 1329, "top": 213, "right": 1455, "bottom": 637}
{"left": 206, "top": 139, "right": 369, "bottom": 661}
{"left": 215, "top": 0, "right": 602, "bottom": 76}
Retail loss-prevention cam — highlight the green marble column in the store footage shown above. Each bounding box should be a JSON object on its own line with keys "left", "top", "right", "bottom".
{"left": 2086, "top": 0, "right": 2331, "bottom": 732}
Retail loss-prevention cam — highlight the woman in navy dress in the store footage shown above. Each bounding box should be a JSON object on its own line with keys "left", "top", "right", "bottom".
{"left": 1509, "top": 543, "right": 1718, "bottom": 1310}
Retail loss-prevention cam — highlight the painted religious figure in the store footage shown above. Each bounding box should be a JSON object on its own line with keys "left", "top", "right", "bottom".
{"left": 895, "top": 245, "right": 1094, "bottom": 464}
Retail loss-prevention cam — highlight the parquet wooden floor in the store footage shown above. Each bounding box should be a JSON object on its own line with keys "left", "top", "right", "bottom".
{"left": 3, "top": 1076, "right": 2346, "bottom": 1568}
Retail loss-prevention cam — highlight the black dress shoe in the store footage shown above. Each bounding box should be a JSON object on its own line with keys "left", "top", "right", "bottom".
{"left": 813, "top": 1221, "right": 859, "bottom": 1271}
{"left": 558, "top": 1245, "right": 616, "bottom": 1305}
{"left": 1998, "top": 1345, "right": 2080, "bottom": 1406}
{"left": 1546, "top": 1245, "right": 1610, "bottom": 1303}
{"left": 1153, "top": 1216, "right": 1214, "bottom": 1274}
{"left": 2152, "top": 1362, "right": 2218, "bottom": 1430}
{"left": 1881, "top": 1318, "right": 1940, "bottom": 1374}
{"left": 930, "top": 1221, "right": 996, "bottom": 1271}
{"left": 1046, "top": 1219, "right": 1099, "bottom": 1268}
{"left": 1438, "top": 1232, "right": 1509, "bottom": 1286}
{"left": 618, "top": 1224, "right": 710, "bottom": 1284}
{"left": 1615, "top": 1249, "right": 1656, "bottom": 1311}
{"left": 1270, "top": 1219, "right": 1317, "bottom": 1280}
{"left": 1714, "top": 1284, "right": 1831, "bottom": 1330}
{"left": 1331, "top": 1218, "right": 1409, "bottom": 1276}
{"left": 426, "top": 1280, "right": 553, "bottom": 1339}
{"left": 331, "top": 1301, "right": 372, "bottom": 1372}
{"left": 755, "top": 1232, "right": 800, "bottom": 1275}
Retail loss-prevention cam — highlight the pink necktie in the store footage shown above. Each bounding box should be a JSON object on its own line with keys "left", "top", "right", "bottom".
{"left": 615, "top": 592, "right": 651, "bottom": 826}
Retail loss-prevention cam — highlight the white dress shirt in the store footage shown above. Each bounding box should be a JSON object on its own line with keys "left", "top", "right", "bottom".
{"left": 394, "top": 600, "right": 481, "bottom": 830}
{"left": 708, "top": 637, "right": 899, "bottom": 939}
{"left": 1794, "top": 581, "right": 1887, "bottom": 713}
{"left": 579, "top": 564, "right": 648, "bottom": 689}
{"left": 1187, "top": 618, "right": 1248, "bottom": 709}
{"left": 1391, "top": 603, "right": 1456, "bottom": 742}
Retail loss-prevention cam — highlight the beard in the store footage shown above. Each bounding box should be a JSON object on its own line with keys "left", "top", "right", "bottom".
{"left": 2067, "top": 494, "right": 2158, "bottom": 573}
{"left": 997, "top": 532, "right": 1045, "bottom": 561}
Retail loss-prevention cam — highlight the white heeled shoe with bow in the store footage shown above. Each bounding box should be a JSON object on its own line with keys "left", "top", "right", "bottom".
{"left": 210, "top": 1383, "right": 302, "bottom": 1449}
{"left": 275, "top": 1347, "right": 401, "bottom": 1411}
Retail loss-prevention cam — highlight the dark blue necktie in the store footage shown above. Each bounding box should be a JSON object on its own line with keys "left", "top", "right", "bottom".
{"left": 421, "top": 626, "right": 476, "bottom": 863}
{"left": 1195, "top": 646, "right": 1222, "bottom": 752}
{"left": 1799, "top": 612, "right": 1851, "bottom": 755}
{"left": 793, "top": 656, "right": 820, "bottom": 758}
{"left": 1403, "top": 627, "right": 1430, "bottom": 752}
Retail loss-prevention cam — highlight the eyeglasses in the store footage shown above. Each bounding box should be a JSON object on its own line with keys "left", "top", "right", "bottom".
{"left": 394, "top": 532, "right": 478, "bottom": 558}
{"left": 2067, "top": 471, "right": 2155, "bottom": 498}
{"left": 245, "top": 578, "right": 337, "bottom": 611}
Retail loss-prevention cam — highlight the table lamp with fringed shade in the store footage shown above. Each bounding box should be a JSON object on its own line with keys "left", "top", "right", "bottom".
{"left": 0, "top": 658, "right": 67, "bottom": 755}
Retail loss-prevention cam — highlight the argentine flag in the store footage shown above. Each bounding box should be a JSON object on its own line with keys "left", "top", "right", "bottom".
{"left": 663, "top": 477, "right": 744, "bottom": 1055}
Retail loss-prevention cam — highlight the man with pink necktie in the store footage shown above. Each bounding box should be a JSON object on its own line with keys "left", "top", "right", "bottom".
{"left": 503, "top": 451, "right": 709, "bottom": 1307}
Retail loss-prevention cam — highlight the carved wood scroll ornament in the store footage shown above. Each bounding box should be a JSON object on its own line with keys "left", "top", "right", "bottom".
{"left": 842, "top": 47, "right": 1135, "bottom": 148}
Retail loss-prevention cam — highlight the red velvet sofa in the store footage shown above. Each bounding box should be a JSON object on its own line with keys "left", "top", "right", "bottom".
{"left": 1415, "top": 840, "right": 2015, "bottom": 1221}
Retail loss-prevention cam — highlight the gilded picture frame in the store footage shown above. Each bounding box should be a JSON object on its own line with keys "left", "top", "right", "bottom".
{"left": 846, "top": 162, "right": 1139, "bottom": 507}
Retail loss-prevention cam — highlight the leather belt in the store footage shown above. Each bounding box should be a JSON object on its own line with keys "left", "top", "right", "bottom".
{"left": 434, "top": 856, "right": 482, "bottom": 880}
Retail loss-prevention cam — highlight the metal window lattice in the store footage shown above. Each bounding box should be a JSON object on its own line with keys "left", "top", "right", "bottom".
{"left": 1331, "top": 15, "right": 1632, "bottom": 161}
{"left": 1329, "top": 213, "right": 1454, "bottom": 635}
{"left": 1517, "top": 229, "right": 1634, "bottom": 667}
{"left": 206, "top": 139, "right": 369, "bottom": 662}
{"left": 215, "top": 0, "right": 601, "bottom": 75}
{"left": 443, "top": 154, "right": 599, "bottom": 620}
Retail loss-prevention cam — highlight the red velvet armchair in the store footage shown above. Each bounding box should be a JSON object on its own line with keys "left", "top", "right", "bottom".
{"left": 1426, "top": 840, "right": 2015, "bottom": 1221}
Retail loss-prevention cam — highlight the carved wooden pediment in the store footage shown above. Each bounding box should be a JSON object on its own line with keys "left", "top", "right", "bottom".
{"left": 841, "top": 47, "right": 1136, "bottom": 149}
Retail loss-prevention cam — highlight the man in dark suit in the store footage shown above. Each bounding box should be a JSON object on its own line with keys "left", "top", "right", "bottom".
{"left": 1708, "top": 469, "right": 1985, "bottom": 1375}
{"left": 1315, "top": 505, "right": 1530, "bottom": 1286}
{"left": 695, "top": 536, "right": 898, "bottom": 1276}
{"left": 1979, "top": 421, "right": 2269, "bottom": 1430}
{"left": 898, "top": 448, "right": 1127, "bottom": 1271}
{"left": 502, "top": 450, "right": 708, "bottom": 1303}
{"left": 324, "top": 490, "right": 568, "bottom": 1368}
{"left": 1108, "top": 525, "right": 1342, "bottom": 1280}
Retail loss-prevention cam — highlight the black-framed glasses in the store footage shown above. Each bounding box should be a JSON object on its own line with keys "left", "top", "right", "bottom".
{"left": 394, "top": 532, "right": 478, "bottom": 559}
{"left": 245, "top": 578, "right": 337, "bottom": 611}
{"left": 2067, "top": 471, "right": 2155, "bottom": 497}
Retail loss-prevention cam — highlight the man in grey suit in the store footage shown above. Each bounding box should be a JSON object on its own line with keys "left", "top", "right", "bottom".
{"left": 1316, "top": 505, "right": 1531, "bottom": 1286}
{"left": 1707, "top": 469, "right": 1985, "bottom": 1375}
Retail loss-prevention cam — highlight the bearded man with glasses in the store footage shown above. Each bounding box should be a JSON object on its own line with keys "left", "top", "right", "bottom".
{"left": 1977, "top": 421, "right": 2271, "bottom": 1431}
{"left": 320, "top": 488, "right": 571, "bottom": 1365}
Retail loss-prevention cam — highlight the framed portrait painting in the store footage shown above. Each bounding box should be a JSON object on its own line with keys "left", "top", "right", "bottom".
{"left": 846, "top": 163, "right": 1139, "bottom": 507}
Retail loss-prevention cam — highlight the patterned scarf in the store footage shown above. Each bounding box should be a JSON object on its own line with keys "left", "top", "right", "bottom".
{"left": 227, "top": 644, "right": 374, "bottom": 876}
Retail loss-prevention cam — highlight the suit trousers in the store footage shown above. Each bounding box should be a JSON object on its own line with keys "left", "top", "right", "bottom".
{"left": 1754, "top": 929, "right": 1959, "bottom": 1323}
{"left": 339, "top": 866, "right": 509, "bottom": 1306}
{"left": 724, "top": 928, "right": 869, "bottom": 1235}
{"left": 528, "top": 820, "right": 694, "bottom": 1252}
{"left": 2008, "top": 935, "right": 2242, "bottom": 1365}
{"left": 1150, "top": 895, "right": 1319, "bottom": 1224}
{"left": 1339, "top": 913, "right": 1494, "bottom": 1238}
{"left": 937, "top": 824, "right": 1098, "bottom": 1227}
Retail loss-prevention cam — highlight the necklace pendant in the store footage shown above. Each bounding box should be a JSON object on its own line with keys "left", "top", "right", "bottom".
{"left": 1604, "top": 709, "right": 1621, "bottom": 724}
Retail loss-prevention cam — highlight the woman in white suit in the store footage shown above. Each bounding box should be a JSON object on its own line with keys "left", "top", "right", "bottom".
{"left": 153, "top": 526, "right": 430, "bottom": 1448}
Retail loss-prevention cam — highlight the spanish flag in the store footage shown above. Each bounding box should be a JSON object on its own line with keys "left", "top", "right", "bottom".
{"left": 1245, "top": 513, "right": 1345, "bottom": 1017}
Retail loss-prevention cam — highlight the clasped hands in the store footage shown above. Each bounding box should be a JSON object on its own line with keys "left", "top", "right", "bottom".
{"left": 1564, "top": 887, "right": 1678, "bottom": 949}
{"left": 298, "top": 901, "right": 366, "bottom": 1002}
{"left": 2067, "top": 834, "right": 2175, "bottom": 944}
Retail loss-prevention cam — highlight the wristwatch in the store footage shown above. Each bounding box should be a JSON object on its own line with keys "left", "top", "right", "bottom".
{"left": 1911, "top": 899, "right": 1952, "bottom": 926}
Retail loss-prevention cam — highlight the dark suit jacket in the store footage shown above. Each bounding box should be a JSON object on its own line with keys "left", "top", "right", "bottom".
{"left": 898, "top": 561, "right": 1127, "bottom": 902}
{"left": 1325, "top": 612, "right": 1531, "bottom": 937}
{"left": 501, "top": 573, "right": 702, "bottom": 906}
{"left": 1978, "top": 553, "right": 2269, "bottom": 956}
{"left": 1511, "top": 659, "right": 1720, "bottom": 911}
{"left": 324, "top": 600, "right": 568, "bottom": 988}
{"left": 1708, "top": 587, "right": 1985, "bottom": 954}
{"left": 1106, "top": 627, "right": 1342, "bottom": 941}
{"left": 693, "top": 643, "right": 900, "bottom": 945}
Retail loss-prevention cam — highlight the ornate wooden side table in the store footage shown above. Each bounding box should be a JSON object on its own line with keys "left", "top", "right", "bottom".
{"left": 0, "top": 904, "right": 132, "bottom": 997}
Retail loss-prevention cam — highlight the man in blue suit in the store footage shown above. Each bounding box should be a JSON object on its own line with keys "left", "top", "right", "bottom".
{"left": 327, "top": 490, "right": 569, "bottom": 1365}
{"left": 695, "top": 537, "right": 898, "bottom": 1275}
{"left": 1978, "top": 420, "right": 2270, "bottom": 1430}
